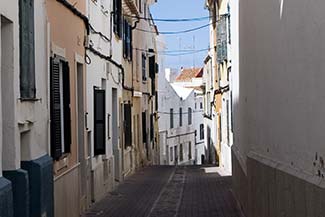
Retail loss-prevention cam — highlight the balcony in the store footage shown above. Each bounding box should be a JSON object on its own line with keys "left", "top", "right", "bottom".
{"left": 122, "top": 0, "right": 140, "bottom": 17}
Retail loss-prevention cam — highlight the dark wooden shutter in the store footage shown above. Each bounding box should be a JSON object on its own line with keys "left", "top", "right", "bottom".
{"left": 123, "top": 21, "right": 132, "bottom": 60}
{"left": 150, "top": 114, "right": 154, "bottom": 141}
{"left": 62, "top": 61, "right": 71, "bottom": 153}
{"left": 114, "top": 0, "right": 122, "bottom": 37}
{"left": 142, "top": 54, "right": 146, "bottom": 81}
{"left": 155, "top": 91, "right": 158, "bottom": 111}
{"left": 124, "top": 104, "right": 132, "bottom": 147}
{"left": 94, "top": 89, "right": 106, "bottom": 155}
{"left": 149, "top": 52, "right": 155, "bottom": 79}
{"left": 142, "top": 112, "right": 147, "bottom": 143}
{"left": 50, "top": 58, "right": 62, "bottom": 160}
{"left": 128, "top": 24, "right": 132, "bottom": 60}
{"left": 19, "top": 0, "right": 35, "bottom": 99}
{"left": 123, "top": 19, "right": 127, "bottom": 58}
{"left": 149, "top": 52, "right": 155, "bottom": 95}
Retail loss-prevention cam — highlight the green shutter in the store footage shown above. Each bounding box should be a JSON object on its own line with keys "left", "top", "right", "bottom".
{"left": 19, "top": 0, "right": 35, "bottom": 99}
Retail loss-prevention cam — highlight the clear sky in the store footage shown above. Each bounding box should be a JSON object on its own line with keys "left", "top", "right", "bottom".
{"left": 150, "top": 0, "right": 209, "bottom": 70}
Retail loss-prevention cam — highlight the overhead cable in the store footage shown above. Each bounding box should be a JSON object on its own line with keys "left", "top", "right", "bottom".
{"left": 123, "top": 14, "right": 211, "bottom": 22}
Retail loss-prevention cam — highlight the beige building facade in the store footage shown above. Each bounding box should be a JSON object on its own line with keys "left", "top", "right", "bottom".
{"left": 46, "top": 0, "right": 87, "bottom": 216}
{"left": 205, "top": 0, "right": 233, "bottom": 172}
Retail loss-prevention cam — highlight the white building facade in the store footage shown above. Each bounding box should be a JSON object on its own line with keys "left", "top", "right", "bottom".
{"left": 86, "top": 0, "right": 122, "bottom": 205}
{"left": 0, "top": 1, "right": 53, "bottom": 216}
{"left": 231, "top": 0, "right": 325, "bottom": 216}
{"left": 158, "top": 68, "right": 204, "bottom": 165}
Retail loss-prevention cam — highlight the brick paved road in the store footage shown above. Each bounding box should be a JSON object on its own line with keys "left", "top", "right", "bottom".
{"left": 83, "top": 166, "right": 243, "bottom": 217}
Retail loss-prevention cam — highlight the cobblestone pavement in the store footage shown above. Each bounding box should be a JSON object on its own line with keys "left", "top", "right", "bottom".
{"left": 83, "top": 166, "right": 243, "bottom": 217}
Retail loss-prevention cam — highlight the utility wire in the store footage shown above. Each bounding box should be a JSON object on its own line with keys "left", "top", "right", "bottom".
{"left": 136, "top": 22, "right": 212, "bottom": 35}
{"left": 133, "top": 47, "right": 213, "bottom": 56}
{"left": 123, "top": 14, "right": 211, "bottom": 22}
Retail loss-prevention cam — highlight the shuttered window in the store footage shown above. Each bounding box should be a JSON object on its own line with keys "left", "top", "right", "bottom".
{"left": 217, "top": 15, "right": 227, "bottom": 63}
{"left": 19, "top": 0, "right": 36, "bottom": 99}
{"left": 113, "top": 0, "right": 122, "bottom": 37}
{"left": 62, "top": 61, "right": 71, "bottom": 153}
{"left": 200, "top": 124, "right": 204, "bottom": 140}
{"left": 188, "top": 108, "right": 192, "bottom": 125}
{"left": 123, "top": 20, "right": 132, "bottom": 60}
{"left": 124, "top": 104, "right": 132, "bottom": 147}
{"left": 179, "top": 108, "right": 182, "bottom": 127}
{"left": 170, "top": 109, "right": 174, "bottom": 129}
{"left": 149, "top": 52, "right": 155, "bottom": 95}
{"left": 150, "top": 114, "right": 154, "bottom": 142}
{"left": 142, "top": 53, "right": 146, "bottom": 81}
{"left": 94, "top": 89, "right": 106, "bottom": 155}
{"left": 155, "top": 91, "right": 158, "bottom": 111}
{"left": 50, "top": 58, "right": 71, "bottom": 160}
{"left": 188, "top": 142, "right": 192, "bottom": 160}
{"left": 179, "top": 144, "right": 183, "bottom": 162}
{"left": 142, "top": 112, "right": 147, "bottom": 143}
{"left": 149, "top": 51, "right": 155, "bottom": 79}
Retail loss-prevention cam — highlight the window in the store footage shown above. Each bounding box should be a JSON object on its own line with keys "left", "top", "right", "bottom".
{"left": 217, "top": 15, "right": 227, "bottom": 62}
{"left": 188, "top": 108, "right": 192, "bottom": 125}
{"left": 149, "top": 51, "right": 156, "bottom": 94}
{"left": 113, "top": 0, "right": 122, "bottom": 37}
{"left": 94, "top": 88, "right": 106, "bottom": 155}
{"left": 179, "top": 108, "right": 182, "bottom": 126}
{"left": 123, "top": 20, "right": 132, "bottom": 60}
{"left": 138, "top": 0, "right": 142, "bottom": 13}
{"left": 142, "top": 112, "right": 147, "bottom": 143}
{"left": 170, "top": 147, "right": 173, "bottom": 162}
{"left": 142, "top": 53, "right": 147, "bottom": 81}
{"left": 207, "top": 92, "right": 211, "bottom": 116}
{"left": 200, "top": 102, "right": 203, "bottom": 109}
{"left": 195, "top": 103, "right": 197, "bottom": 110}
{"left": 200, "top": 124, "right": 204, "bottom": 140}
{"left": 20, "top": 0, "right": 35, "bottom": 99}
{"left": 124, "top": 104, "right": 132, "bottom": 148}
{"left": 50, "top": 58, "right": 71, "bottom": 160}
{"left": 150, "top": 114, "right": 154, "bottom": 142}
{"left": 188, "top": 142, "right": 192, "bottom": 160}
{"left": 180, "top": 144, "right": 183, "bottom": 162}
{"left": 170, "top": 108, "right": 174, "bottom": 128}
{"left": 155, "top": 91, "right": 158, "bottom": 110}
{"left": 144, "top": 2, "right": 147, "bottom": 18}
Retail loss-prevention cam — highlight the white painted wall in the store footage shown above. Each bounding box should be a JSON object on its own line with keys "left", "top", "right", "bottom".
{"left": 203, "top": 56, "right": 217, "bottom": 164}
{"left": 0, "top": 0, "right": 49, "bottom": 174}
{"left": 234, "top": 0, "right": 325, "bottom": 179}
{"left": 87, "top": 0, "right": 121, "bottom": 171}
{"left": 158, "top": 69, "right": 204, "bottom": 165}
{"left": 19, "top": 0, "right": 49, "bottom": 162}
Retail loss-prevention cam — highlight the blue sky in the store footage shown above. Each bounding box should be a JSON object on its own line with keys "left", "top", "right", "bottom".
{"left": 150, "top": 0, "right": 209, "bottom": 70}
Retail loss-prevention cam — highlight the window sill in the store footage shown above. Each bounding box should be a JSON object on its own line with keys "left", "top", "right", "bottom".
{"left": 19, "top": 97, "right": 41, "bottom": 102}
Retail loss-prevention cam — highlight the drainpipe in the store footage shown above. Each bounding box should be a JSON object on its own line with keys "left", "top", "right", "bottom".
{"left": 86, "top": 46, "right": 133, "bottom": 92}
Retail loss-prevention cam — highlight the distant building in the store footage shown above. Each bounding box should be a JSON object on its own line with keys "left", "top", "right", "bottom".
{"left": 159, "top": 68, "right": 204, "bottom": 165}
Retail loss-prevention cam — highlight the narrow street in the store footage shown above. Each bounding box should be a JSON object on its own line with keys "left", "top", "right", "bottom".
{"left": 83, "top": 166, "right": 243, "bottom": 217}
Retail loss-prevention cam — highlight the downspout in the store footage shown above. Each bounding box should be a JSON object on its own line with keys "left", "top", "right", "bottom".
{"left": 86, "top": 46, "right": 133, "bottom": 92}
{"left": 131, "top": 18, "right": 140, "bottom": 95}
{"left": 56, "top": 0, "right": 133, "bottom": 92}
